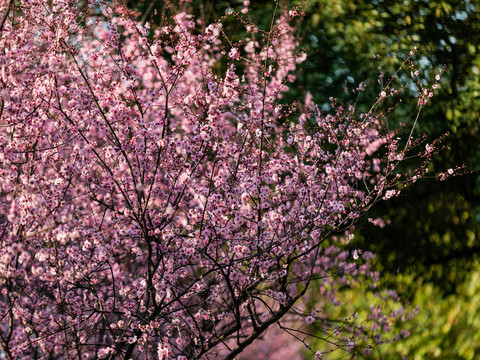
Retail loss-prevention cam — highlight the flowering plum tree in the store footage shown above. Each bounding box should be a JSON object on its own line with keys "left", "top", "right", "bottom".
{"left": 0, "top": 0, "right": 448, "bottom": 359}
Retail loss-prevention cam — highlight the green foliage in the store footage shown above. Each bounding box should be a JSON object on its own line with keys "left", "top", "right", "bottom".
{"left": 376, "top": 267, "right": 480, "bottom": 359}
{"left": 306, "top": 267, "right": 480, "bottom": 359}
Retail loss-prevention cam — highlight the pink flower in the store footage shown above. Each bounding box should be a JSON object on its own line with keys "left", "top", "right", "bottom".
{"left": 228, "top": 47, "right": 239, "bottom": 59}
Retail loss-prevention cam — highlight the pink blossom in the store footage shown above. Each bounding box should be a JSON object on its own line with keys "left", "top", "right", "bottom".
{"left": 228, "top": 47, "right": 240, "bottom": 59}
{"left": 305, "top": 316, "right": 315, "bottom": 324}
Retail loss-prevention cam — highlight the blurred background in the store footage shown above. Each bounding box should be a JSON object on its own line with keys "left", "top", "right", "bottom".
{"left": 126, "top": 0, "right": 480, "bottom": 358}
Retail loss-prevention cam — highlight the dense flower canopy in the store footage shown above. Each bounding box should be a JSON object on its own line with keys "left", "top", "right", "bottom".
{"left": 0, "top": 0, "right": 445, "bottom": 359}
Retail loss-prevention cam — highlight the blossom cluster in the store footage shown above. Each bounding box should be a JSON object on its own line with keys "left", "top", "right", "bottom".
{"left": 0, "top": 1, "right": 442, "bottom": 359}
